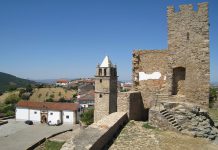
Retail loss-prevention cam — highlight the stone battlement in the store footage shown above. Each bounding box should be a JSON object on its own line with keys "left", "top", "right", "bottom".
{"left": 167, "top": 2, "right": 208, "bottom": 14}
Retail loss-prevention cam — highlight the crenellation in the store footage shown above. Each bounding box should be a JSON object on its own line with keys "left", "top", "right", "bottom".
{"left": 133, "top": 2, "right": 210, "bottom": 108}
{"left": 179, "top": 4, "right": 193, "bottom": 12}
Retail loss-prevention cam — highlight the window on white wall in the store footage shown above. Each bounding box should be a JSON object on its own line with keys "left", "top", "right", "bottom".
{"left": 34, "top": 111, "right": 37, "bottom": 114}
{"left": 66, "top": 115, "right": 69, "bottom": 119}
{"left": 50, "top": 112, "right": 53, "bottom": 115}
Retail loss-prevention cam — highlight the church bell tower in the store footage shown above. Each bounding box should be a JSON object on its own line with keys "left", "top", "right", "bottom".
{"left": 94, "top": 56, "right": 117, "bottom": 122}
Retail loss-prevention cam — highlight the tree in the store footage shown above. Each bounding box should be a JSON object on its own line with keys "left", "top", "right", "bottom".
{"left": 80, "top": 108, "right": 94, "bottom": 125}
{"left": 0, "top": 91, "right": 3, "bottom": 96}
{"left": 26, "top": 84, "right": 33, "bottom": 93}
{"left": 58, "top": 97, "right": 65, "bottom": 102}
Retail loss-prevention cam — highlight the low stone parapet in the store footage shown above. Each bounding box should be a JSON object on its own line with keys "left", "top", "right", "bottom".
{"left": 117, "top": 91, "right": 148, "bottom": 121}
{"left": 61, "top": 112, "right": 128, "bottom": 150}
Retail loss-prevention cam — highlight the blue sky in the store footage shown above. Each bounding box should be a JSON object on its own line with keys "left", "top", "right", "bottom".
{"left": 0, "top": 0, "right": 217, "bottom": 82}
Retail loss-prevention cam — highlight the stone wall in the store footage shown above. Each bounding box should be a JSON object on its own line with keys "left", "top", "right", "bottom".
{"left": 167, "top": 2, "right": 210, "bottom": 106}
{"left": 132, "top": 2, "right": 210, "bottom": 108}
{"left": 61, "top": 112, "right": 128, "bottom": 150}
{"left": 149, "top": 102, "right": 218, "bottom": 140}
{"left": 132, "top": 50, "right": 170, "bottom": 107}
{"left": 117, "top": 91, "right": 147, "bottom": 121}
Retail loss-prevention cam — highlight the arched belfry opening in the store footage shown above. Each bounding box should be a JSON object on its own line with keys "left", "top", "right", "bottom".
{"left": 172, "top": 67, "right": 186, "bottom": 95}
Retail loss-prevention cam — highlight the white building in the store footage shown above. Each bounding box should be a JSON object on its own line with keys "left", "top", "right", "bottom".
{"left": 55, "top": 80, "right": 69, "bottom": 86}
{"left": 16, "top": 101, "right": 79, "bottom": 125}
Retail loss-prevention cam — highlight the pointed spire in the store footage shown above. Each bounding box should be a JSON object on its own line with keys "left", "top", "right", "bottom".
{"left": 100, "top": 56, "right": 113, "bottom": 67}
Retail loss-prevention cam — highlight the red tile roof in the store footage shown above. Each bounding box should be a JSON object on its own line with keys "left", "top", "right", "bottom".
{"left": 56, "top": 80, "right": 68, "bottom": 83}
{"left": 16, "top": 101, "right": 78, "bottom": 111}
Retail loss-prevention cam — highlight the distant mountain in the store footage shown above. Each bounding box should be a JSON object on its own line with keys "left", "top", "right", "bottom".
{"left": 0, "top": 72, "right": 36, "bottom": 92}
{"left": 33, "top": 78, "right": 78, "bottom": 84}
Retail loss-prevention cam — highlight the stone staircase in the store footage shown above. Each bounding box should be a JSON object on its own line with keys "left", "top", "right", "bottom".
{"left": 160, "top": 109, "right": 182, "bottom": 131}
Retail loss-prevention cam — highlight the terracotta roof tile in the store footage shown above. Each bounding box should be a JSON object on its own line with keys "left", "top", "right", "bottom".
{"left": 16, "top": 101, "right": 78, "bottom": 111}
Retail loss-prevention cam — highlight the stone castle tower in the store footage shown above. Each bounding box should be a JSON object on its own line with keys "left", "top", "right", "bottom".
{"left": 94, "top": 56, "right": 117, "bottom": 122}
{"left": 132, "top": 2, "right": 210, "bottom": 107}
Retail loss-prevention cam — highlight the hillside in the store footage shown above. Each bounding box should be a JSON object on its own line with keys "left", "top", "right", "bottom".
{"left": 29, "top": 87, "right": 76, "bottom": 102}
{"left": 0, "top": 72, "right": 36, "bottom": 92}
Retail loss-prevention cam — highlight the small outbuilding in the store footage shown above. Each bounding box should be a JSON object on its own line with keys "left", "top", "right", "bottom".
{"left": 16, "top": 101, "right": 79, "bottom": 125}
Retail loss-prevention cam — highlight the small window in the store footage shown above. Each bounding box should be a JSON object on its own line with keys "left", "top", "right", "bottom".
{"left": 100, "top": 79, "right": 102, "bottom": 83}
{"left": 66, "top": 115, "right": 69, "bottom": 119}
{"left": 34, "top": 111, "right": 37, "bottom": 114}
{"left": 50, "top": 112, "right": 53, "bottom": 115}
{"left": 99, "top": 94, "right": 102, "bottom": 98}
{"left": 104, "top": 68, "right": 107, "bottom": 76}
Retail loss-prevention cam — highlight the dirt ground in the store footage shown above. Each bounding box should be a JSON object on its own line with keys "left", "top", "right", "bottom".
{"left": 109, "top": 121, "right": 218, "bottom": 150}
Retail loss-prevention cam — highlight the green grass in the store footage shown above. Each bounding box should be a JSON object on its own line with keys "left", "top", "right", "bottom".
{"left": 208, "top": 109, "right": 218, "bottom": 124}
{"left": 44, "top": 140, "right": 65, "bottom": 150}
{"left": 142, "top": 123, "right": 156, "bottom": 129}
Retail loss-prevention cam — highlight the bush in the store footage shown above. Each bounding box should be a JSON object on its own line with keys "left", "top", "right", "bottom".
{"left": 5, "top": 94, "right": 20, "bottom": 105}
{"left": 142, "top": 123, "right": 156, "bottom": 129}
{"left": 46, "top": 98, "right": 54, "bottom": 102}
{"left": 50, "top": 94, "right": 55, "bottom": 98}
{"left": 8, "top": 85, "right": 17, "bottom": 91}
{"left": 72, "top": 94, "right": 77, "bottom": 98}
{"left": 80, "top": 108, "right": 94, "bottom": 125}
{"left": 38, "top": 93, "right": 42, "bottom": 98}
{"left": 21, "top": 93, "right": 31, "bottom": 100}
{"left": 5, "top": 110, "right": 14, "bottom": 116}
{"left": 19, "top": 89, "right": 26, "bottom": 97}
{"left": 26, "top": 84, "right": 33, "bottom": 93}
{"left": 58, "top": 97, "right": 65, "bottom": 102}
{"left": 209, "top": 88, "right": 217, "bottom": 108}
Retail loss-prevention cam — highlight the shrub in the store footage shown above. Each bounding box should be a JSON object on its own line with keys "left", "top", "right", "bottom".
{"left": 50, "top": 94, "right": 54, "bottom": 98}
{"left": 19, "top": 89, "right": 26, "bottom": 97}
{"left": 142, "top": 123, "right": 156, "bottom": 129}
{"left": 80, "top": 108, "right": 94, "bottom": 125}
{"left": 5, "top": 94, "right": 20, "bottom": 105}
{"left": 58, "top": 92, "right": 62, "bottom": 96}
{"left": 46, "top": 98, "right": 54, "bottom": 102}
{"left": 72, "top": 94, "right": 77, "bottom": 98}
{"left": 58, "top": 97, "right": 65, "bottom": 102}
{"left": 8, "top": 85, "right": 17, "bottom": 91}
{"left": 209, "top": 88, "right": 217, "bottom": 108}
{"left": 38, "top": 93, "right": 42, "bottom": 98}
{"left": 5, "top": 110, "right": 14, "bottom": 116}
{"left": 26, "top": 84, "right": 33, "bottom": 93}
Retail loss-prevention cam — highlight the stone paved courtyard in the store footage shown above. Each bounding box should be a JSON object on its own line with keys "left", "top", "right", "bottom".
{"left": 109, "top": 121, "right": 218, "bottom": 150}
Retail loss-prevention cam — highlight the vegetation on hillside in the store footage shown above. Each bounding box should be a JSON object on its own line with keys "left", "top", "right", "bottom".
{"left": 0, "top": 94, "right": 21, "bottom": 117}
{"left": 0, "top": 72, "right": 36, "bottom": 92}
{"left": 29, "top": 87, "right": 76, "bottom": 102}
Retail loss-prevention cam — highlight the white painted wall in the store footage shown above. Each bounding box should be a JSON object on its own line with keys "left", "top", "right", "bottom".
{"left": 16, "top": 108, "right": 29, "bottom": 121}
{"left": 139, "top": 72, "right": 161, "bottom": 81}
{"left": 48, "top": 110, "right": 61, "bottom": 125}
{"left": 29, "top": 109, "right": 40, "bottom": 122}
{"left": 63, "top": 110, "right": 76, "bottom": 124}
